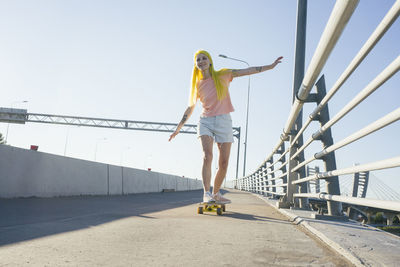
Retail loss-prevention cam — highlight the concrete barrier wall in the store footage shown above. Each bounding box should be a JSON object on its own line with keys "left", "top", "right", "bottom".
{"left": 0, "top": 145, "right": 202, "bottom": 198}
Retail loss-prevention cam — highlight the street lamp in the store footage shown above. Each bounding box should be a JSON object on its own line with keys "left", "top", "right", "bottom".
{"left": 219, "top": 54, "right": 250, "bottom": 177}
{"left": 5, "top": 100, "right": 29, "bottom": 144}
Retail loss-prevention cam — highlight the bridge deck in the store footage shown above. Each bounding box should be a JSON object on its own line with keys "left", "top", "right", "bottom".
{"left": 0, "top": 189, "right": 355, "bottom": 266}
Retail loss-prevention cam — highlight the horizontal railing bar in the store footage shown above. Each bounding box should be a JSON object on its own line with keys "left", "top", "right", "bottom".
{"left": 267, "top": 167, "right": 286, "bottom": 176}
{"left": 292, "top": 108, "right": 400, "bottom": 172}
{"left": 312, "top": 54, "right": 400, "bottom": 141}
{"left": 292, "top": 157, "right": 315, "bottom": 173}
{"left": 293, "top": 156, "right": 400, "bottom": 185}
{"left": 253, "top": 180, "right": 286, "bottom": 187}
{"left": 269, "top": 149, "right": 290, "bottom": 167}
{"left": 261, "top": 191, "right": 285, "bottom": 196}
{"left": 291, "top": 54, "right": 400, "bottom": 161}
{"left": 291, "top": 137, "right": 314, "bottom": 161}
{"left": 267, "top": 162, "right": 289, "bottom": 175}
{"left": 252, "top": 158, "right": 288, "bottom": 178}
{"left": 268, "top": 172, "right": 288, "bottom": 182}
{"left": 266, "top": 183, "right": 288, "bottom": 188}
{"left": 260, "top": 139, "right": 285, "bottom": 170}
{"left": 289, "top": 119, "right": 312, "bottom": 154}
{"left": 314, "top": 107, "right": 400, "bottom": 159}
{"left": 293, "top": 193, "right": 400, "bottom": 212}
{"left": 283, "top": 0, "right": 359, "bottom": 138}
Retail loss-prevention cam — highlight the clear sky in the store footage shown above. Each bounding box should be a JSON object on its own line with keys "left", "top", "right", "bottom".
{"left": 1, "top": 0, "right": 399, "bottom": 197}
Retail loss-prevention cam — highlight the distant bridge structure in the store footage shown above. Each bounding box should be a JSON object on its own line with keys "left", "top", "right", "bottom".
{"left": 302, "top": 167, "right": 400, "bottom": 224}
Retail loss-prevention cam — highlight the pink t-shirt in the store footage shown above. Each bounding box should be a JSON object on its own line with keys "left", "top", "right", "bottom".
{"left": 196, "top": 71, "right": 234, "bottom": 117}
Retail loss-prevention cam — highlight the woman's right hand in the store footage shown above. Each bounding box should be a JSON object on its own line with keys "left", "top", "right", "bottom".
{"left": 169, "top": 105, "right": 194, "bottom": 142}
{"left": 169, "top": 130, "right": 179, "bottom": 141}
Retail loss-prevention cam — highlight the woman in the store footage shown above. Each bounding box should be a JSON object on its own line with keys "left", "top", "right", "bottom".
{"left": 169, "top": 50, "right": 282, "bottom": 203}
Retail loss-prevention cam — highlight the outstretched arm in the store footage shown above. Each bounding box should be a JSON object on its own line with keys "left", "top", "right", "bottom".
{"left": 232, "top": 56, "right": 283, "bottom": 78}
{"left": 169, "top": 105, "right": 195, "bottom": 141}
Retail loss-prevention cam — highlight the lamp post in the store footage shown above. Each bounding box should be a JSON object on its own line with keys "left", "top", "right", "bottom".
{"left": 5, "top": 100, "right": 29, "bottom": 144}
{"left": 64, "top": 127, "right": 71, "bottom": 156}
{"left": 219, "top": 54, "right": 250, "bottom": 177}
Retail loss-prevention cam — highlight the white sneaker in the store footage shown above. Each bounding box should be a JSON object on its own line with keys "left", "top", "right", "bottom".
{"left": 213, "top": 192, "right": 231, "bottom": 204}
{"left": 203, "top": 191, "right": 215, "bottom": 203}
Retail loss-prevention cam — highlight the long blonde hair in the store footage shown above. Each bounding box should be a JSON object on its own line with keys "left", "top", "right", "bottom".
{"left": 188, "top": 50, "right": 230, "bottom": 106}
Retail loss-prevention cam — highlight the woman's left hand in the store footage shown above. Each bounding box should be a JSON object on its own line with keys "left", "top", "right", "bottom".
{"left": 273, "top": 56, "right": 283, "bottom": 67}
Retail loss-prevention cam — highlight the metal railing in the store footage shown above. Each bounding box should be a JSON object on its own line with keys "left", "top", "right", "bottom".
{"left": 234, "top": 0, "right": 400, "bottom": 217}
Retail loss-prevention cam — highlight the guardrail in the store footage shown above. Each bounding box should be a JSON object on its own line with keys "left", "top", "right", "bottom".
{"left": 234, "top": 0, "right": 400, "bottom": 217}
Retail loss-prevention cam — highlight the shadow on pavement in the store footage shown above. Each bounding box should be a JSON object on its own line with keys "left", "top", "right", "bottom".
{"left": 0, "top": 190, "right": 202, "bottom": 247}
{"left": 222, "top": 211, "right": 291, "bottom": 224}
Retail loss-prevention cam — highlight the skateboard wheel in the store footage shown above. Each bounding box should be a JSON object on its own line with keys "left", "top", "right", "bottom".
{"left": 217, "top": 208, "right": 222, "bottom": 215}
{"left": 198, "top": 207, "right": 203, "bottom": 214}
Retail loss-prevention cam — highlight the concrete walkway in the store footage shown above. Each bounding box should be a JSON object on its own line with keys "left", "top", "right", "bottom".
{"left": 254, "top": 194, "right": 400, "bottom": 267}
{"left": 0, "top": 189, "right": 351, "bottom": 266}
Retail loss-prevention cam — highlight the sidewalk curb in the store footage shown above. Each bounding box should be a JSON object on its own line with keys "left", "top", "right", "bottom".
{"left": 253, "top": 193, "right": 364, "bottom": 267}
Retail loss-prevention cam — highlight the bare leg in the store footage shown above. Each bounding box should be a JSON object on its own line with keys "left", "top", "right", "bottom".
{"left": 200, "top": 135, "right": 214, "bottom": 192}
{"left": 212, "top": 142, "right": 232, "bottom": 194}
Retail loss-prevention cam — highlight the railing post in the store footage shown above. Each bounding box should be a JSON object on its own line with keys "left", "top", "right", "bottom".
{"left": 292, "top": 0, "right": 309, "bottom": 209}
{"left": 261, "top": 163, "right": 267, "bottom": 196}
{"left": 286, "top": 150, "right": 298, "bottom": 208}
{"left": 278, "top": 0, "right": 308, "bottom": 209}
{"left": 266, "top": 163, "right": 269, "bottom": 196}
{"left": 267, "top": 158, "right": 275, "bottom": 197}
{"left": 277, "top": 143, "right": 292, "bottom": 208}
{"left": 255, "top": 172, "right": 258, "bottom": 193}
{"left": 256, "top": 170, "right": 260, "bottom": 194}
{"left": 314, "top": 76, "right": 342, "bottom": 216}
{"left": 278, "top": 143, "right": 287, "bottom": 192}
{"left": 253, "top": 173, "right": 256, "bottom": 193}
{"left": 235, "top": 127, "right": 241, "bottom": 189}
{"left": 314, "top": 166, "right": 320, "bottom": 193}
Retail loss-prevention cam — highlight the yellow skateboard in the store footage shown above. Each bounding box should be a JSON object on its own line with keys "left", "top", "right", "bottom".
{"left": 197, "top": 201, "right": 226, "bottom": 216}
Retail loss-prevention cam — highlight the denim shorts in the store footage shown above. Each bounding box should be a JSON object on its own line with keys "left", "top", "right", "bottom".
{"left": 197, "top": 113, "right": 234, "bottom": 143}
